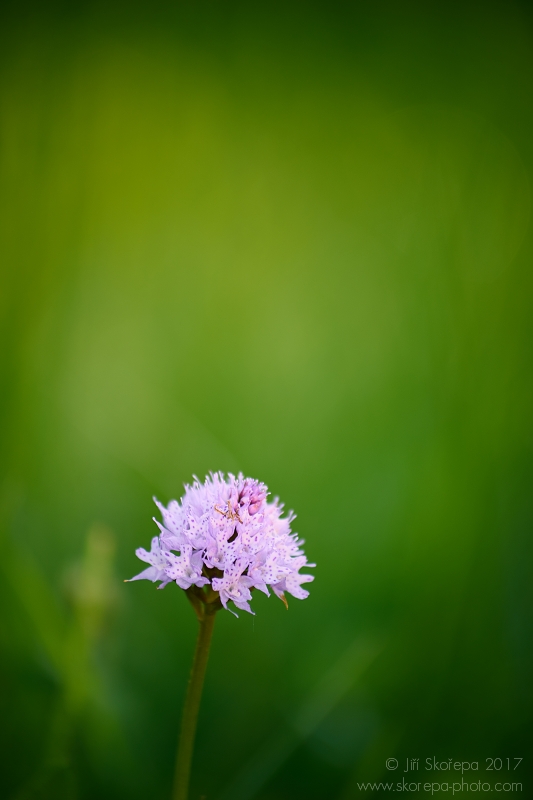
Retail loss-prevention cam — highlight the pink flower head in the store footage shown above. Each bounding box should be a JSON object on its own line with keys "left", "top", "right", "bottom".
{"left": 127, "top": 472, "right": 314, "bottom": 615}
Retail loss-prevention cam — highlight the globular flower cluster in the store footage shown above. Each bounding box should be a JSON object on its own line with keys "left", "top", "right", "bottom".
{"left": 128, "top": 472, "right": 315, "bottom": 615}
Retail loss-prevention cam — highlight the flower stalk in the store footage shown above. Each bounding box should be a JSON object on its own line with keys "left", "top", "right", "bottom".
{"left": 173, "top": 599, "right": 217, "bottom": 800}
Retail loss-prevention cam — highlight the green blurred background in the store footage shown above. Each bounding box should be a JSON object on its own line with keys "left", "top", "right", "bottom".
{"left": 1, "top": 1, "right": 532, "bottom": 798}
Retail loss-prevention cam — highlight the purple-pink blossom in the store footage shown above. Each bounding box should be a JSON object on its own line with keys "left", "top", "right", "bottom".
{"left": 127, "top": 472, "right": 314, "bottom": 615}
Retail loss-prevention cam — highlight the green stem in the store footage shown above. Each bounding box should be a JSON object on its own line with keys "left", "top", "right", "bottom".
{"left": 173, "top": 608, "right": 216, "bottom": 800}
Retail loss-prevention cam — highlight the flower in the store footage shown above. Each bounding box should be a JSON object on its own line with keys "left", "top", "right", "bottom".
{"left": 127, "top": 472, "right": 315, "bottom": 615}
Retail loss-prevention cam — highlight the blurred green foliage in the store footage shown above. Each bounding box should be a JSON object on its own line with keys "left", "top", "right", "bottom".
{"left": 1, "top": 2, "right": 532, "bottom": 798}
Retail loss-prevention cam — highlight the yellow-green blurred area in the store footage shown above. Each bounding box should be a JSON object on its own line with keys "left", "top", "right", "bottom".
{"left": 1, "top": 1, "right": 532, "bottom": 798}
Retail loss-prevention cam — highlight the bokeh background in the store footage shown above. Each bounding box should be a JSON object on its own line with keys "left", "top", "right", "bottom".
{"left": 1, "top": 1, "right": 532, "bottom": 798}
